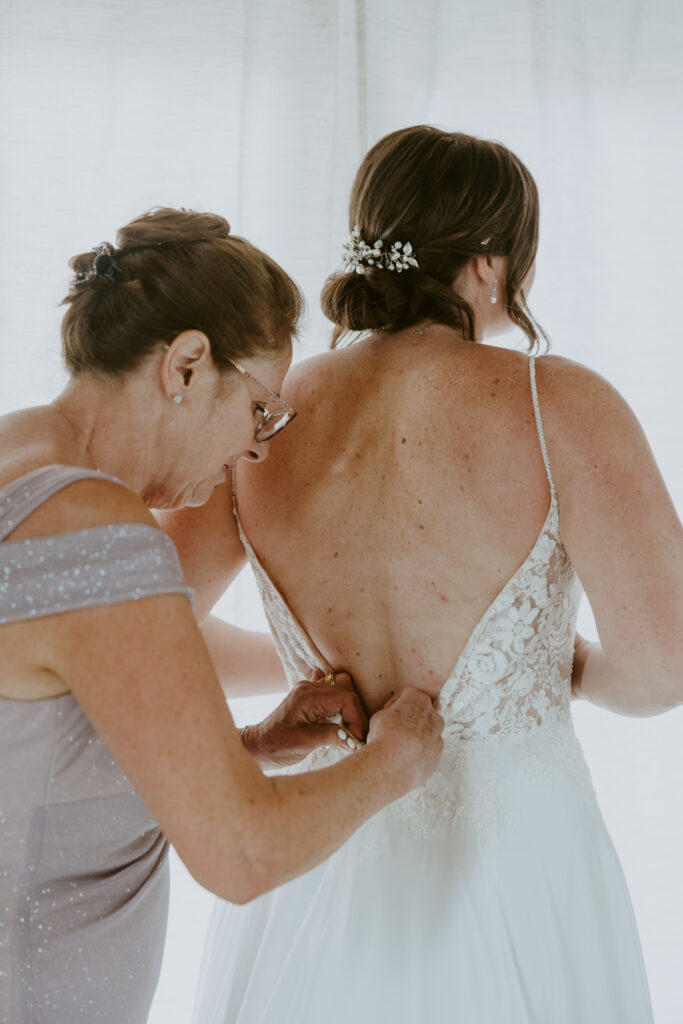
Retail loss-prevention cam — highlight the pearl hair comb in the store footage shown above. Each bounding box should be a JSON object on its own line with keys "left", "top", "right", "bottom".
{"left": 341, "top": 225, "right": 419, "bottom": 275}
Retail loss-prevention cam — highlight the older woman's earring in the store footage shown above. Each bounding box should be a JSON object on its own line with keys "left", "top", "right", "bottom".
{"left": 172, "top": 395, "right": 183, "bottom": 405}
{"left": 490, "top": 277, "right": 498, "bottom": 304}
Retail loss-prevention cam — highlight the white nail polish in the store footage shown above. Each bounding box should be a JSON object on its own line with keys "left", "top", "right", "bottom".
{"left": 346, "top": 737, "right": 357, "bottom": 750}
{"left": 328, "top": 713, "right": 343, "bottom": 725}
{"left": 337, "top": 728, "right": 347, "bottom": 741}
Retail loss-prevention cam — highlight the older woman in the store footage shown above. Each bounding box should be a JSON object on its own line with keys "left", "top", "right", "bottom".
{"left": 0, "top": 207, "right": 444, "bottom": 1024}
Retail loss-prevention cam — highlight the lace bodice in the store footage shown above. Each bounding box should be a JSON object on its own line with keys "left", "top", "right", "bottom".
{"left": 437, "top": 489, "right": 582, "bottom": 739}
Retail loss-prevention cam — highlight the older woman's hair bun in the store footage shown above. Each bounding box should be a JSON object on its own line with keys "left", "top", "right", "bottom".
{"left": 322, "top": 125, "right": 548, "bottom": 352}
{"left": 62, "top": 207, "right": 303, "bottom": 376}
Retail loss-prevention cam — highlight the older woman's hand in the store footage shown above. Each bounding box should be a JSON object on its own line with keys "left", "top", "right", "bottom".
{"left": 240, "top": 671, "right": 368, "bottom": 769}
{"left": 366, "top": 688, "right": 445, "bottom": 792}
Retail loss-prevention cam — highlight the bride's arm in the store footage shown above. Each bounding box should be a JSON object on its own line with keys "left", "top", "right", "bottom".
{"left": 539, "top": 355, "right": 683, "bottom": 716}
{"left": 571, "top": 632, "right": 680, "bottom": 717}
{"left": 156, "top": 480, "right": 291, "bottom": 697}
{"left": 153, "top": 477, "right": 244, "bottom": 623}
{"left": 201, "top": 617, "right": 287, "bottom": 697}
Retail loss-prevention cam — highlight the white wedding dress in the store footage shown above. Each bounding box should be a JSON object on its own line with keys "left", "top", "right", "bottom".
{"left": 193, "top": 356, "right": 654, "bottom": 1023}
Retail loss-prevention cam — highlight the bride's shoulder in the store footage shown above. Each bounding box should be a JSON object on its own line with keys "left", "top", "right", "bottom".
{"left": 281, "top": 348, "right": 350, "bottom": 403}
{"left": 464, "top": 348, "right": 643, "bottom": 460}
{"left": 533, "top": 351, "right": 608, "bottom": 382}
{"left": 527, "top": 355, "right": 656, "bottom": 497}
{"left": 531, "top": 353, "right": 633, "bottom": 425}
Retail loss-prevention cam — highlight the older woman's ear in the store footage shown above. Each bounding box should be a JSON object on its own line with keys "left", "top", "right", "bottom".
{"left": 159, "top": 330, "right": 213, "bottom": 403}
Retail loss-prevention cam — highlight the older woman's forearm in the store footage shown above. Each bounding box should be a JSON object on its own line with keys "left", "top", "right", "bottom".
{"left": 193, "top": 689, "right": 444, "bottom": 905}
{"left": 572, "top": 637, "right": 682, "bottom": 717}
{"left": 249, "top": 741, "right": 402, "bottom": 895}
{"left": 207, "top": 736, "right": 410, "bottom": 903}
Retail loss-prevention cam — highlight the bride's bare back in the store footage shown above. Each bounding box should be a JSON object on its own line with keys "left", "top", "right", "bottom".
{"left": 234, "top": 328, "right": 680, "bottom": 715}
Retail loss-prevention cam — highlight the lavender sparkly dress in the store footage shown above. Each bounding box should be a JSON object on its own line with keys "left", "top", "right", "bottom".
{"left": 0, "top": 465, "right": 194, "bottom": 1024}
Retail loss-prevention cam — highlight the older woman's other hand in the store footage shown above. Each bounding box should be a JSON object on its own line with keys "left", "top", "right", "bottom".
{"left": 240, "top": 671, "right": 368, "bottom": 769}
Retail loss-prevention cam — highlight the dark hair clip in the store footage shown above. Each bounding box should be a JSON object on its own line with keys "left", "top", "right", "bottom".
{"left": 71, "top": 241, "right": 124, "bottom": 289}
{"left": 92, "top": 242, "right": 125, "bottom": 283}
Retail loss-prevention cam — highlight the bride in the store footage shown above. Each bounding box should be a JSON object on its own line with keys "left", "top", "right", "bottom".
{"left": 168, "top": 126, "right": 681, "bottom": 1022}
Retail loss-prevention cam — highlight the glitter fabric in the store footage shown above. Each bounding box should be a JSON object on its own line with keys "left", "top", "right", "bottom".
{"left": 0, "top": 465, "right": 194, "bottom": 623}
{"left": 0, "top": 465, "right": 194, "bottom": 1023}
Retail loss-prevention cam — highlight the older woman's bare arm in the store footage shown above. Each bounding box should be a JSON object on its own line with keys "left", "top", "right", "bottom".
{"left": 154, "top": 478, "right": 243, "bottom": 623}
{"left": 31, "top": 481, "right": 443, "bottom": 903}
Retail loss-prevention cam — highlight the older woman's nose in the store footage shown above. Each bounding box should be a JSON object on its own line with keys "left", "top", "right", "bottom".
{"left": 242, "top": 440, "right": 270, "bottom": 463}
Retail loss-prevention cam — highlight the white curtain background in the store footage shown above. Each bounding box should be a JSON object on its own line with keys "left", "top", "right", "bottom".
{"left": 1, "top": 1, "right": 682, "bottom": 1021}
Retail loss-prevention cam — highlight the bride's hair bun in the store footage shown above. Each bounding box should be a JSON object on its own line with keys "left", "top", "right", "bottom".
{"left": 322, "top": 125, "right": 548, "bottom": 352}
{"left": 62, "top": 207, "right": 303, "bottom": 376}
{"left": 322, "top": 264, "right": 414, "bottom": 333}
{"left": 322, "top": 263, "right": 471, "bottom": 337}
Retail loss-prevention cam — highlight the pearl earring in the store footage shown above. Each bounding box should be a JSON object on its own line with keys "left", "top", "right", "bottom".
{"left": 490, "top": 277, "right": 498, "bottom": 304}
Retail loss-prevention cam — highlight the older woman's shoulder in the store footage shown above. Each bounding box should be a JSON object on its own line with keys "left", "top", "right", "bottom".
{"left": 31, "top": 475, "right": 156, "bottom": 536}
{"left": 0, "top": 462, "right": 154, "bottom": 543}
{"left": 0, "top": 405, "right": 154, "bottom": 539}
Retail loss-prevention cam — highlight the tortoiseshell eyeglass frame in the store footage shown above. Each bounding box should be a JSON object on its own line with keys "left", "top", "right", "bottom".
{"left": 227, "top": 358, "right": 297, "bottom": 442}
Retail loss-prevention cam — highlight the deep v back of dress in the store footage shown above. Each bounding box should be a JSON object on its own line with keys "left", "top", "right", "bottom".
{"left": 194, "top": 355, "right": 654, "bottom": 1024}
{"left": 234, "top": 356, "right": 579, "bottom": 734}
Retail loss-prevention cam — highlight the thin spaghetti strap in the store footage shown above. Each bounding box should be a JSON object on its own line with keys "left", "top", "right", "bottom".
{"left": 528, "top": 356, "right": 557, "bottom": 500}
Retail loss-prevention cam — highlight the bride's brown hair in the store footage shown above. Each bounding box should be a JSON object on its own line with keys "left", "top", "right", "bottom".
{"left": 321, "top": 125, "right": 549, "bottom": 352}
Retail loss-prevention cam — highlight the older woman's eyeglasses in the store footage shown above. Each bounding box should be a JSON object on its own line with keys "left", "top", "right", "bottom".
{"left": 227, "top": 359, "right": 297, "bottom": 442}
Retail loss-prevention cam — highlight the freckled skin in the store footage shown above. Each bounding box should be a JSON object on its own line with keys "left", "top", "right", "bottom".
{"left": 236, "top": 332, "right": 557, "bottom": 715}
